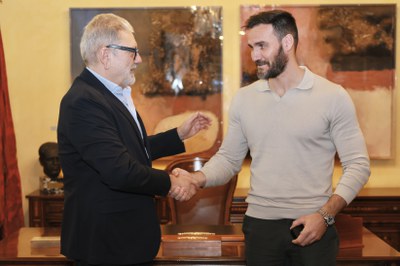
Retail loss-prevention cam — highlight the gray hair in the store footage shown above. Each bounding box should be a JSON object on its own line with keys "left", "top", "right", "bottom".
{"left": 80, "top": 13, "right": 134, "bottom": 65}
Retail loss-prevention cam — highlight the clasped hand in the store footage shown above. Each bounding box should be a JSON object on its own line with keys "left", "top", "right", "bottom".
{"left": 168, "top": 168, "right": 200, "bottom": 201}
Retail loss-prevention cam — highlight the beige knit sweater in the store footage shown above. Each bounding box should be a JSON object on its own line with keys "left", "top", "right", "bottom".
{"left": 201, "top": 67, "right": 370, "bottom": 220}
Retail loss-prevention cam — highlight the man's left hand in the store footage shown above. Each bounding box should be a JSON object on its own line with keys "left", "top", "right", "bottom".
{"left": 290, "top": 213, "right": 327, "bottom": 246}
{"left": 177, "top": 112, "right": 212, "bottom": 140}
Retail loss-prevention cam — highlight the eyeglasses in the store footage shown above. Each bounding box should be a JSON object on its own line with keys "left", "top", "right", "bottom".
{"left": 106, "top": 44, "right": 139, "bottom": 60}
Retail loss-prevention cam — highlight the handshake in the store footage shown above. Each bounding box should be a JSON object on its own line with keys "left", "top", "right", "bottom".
{"left": 168, "top": 168, "right": 206, "bottom": 201}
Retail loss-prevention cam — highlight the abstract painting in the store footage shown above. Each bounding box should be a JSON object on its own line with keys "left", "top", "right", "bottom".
{"left": 241, "top": 4, "right": 395, "bottom": 159}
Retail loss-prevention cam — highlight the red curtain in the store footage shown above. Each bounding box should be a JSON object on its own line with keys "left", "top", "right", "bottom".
{"left": 0, "top": 30, "right": 24, "bottom": 239}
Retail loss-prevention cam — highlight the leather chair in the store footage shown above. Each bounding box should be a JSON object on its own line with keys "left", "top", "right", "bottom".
{"left": 165, "top": 157, "right": 238, "bottom": 225}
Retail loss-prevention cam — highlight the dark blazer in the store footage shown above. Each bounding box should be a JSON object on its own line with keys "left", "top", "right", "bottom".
{"left": 57, "top": 69, "right": 185, "bottom": 264}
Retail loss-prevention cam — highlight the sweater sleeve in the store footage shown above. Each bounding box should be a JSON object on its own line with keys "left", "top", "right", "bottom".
{"left": 330, "top": 88, "right": 371, "bottom": 204}
{"left": 201, "top": 91, "right": 249, "bottom": 187}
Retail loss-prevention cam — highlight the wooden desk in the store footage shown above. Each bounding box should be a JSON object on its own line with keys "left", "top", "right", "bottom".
{"left": 0, "top": 227, "right": 71, "bottom": 266}
{"left": 0, "top": 226, "right": 399, "bottom": 265}
{"left": 26, "top": 187, "right": 400, "bottom": 250}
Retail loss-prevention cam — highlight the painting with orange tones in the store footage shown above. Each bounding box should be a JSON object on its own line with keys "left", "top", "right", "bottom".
{"left": 240, "top": 4, "right": 395, "bottom": 159}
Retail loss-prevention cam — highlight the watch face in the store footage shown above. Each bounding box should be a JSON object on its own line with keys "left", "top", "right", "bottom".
{"left": 326, "top": 216, "right": 335, "bottom": 226}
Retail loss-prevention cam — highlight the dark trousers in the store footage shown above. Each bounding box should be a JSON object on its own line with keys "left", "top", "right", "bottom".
{"left": 75, "top": 260, "right": 153, "bottom": 266}
{"left": 243, "top": 215, "right": 339, "bottom": 266}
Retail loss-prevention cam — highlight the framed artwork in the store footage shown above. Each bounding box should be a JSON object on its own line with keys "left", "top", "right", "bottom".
{"left": 70, "top": 7, "right": 223, "bottom": 159}
{"left": 240, "top": 4, "right": 396, "bottom": 159}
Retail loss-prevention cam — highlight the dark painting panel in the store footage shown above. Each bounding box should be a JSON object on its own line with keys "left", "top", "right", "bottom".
{"left": 70, "top": 7, "right": 223, "bottom": 158}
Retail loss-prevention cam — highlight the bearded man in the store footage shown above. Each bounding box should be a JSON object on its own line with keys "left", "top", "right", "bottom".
{"left": 172, "top": 10, "right": 370, "bottom": 266}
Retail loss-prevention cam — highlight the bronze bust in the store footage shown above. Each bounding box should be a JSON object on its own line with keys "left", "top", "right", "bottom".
{"left": 38, "top": 142, "right": 63, "bottom": 194}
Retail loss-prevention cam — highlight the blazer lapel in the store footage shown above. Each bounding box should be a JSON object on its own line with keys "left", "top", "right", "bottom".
{"left": 109, "top": 97, "right": 151, "bottom": 165}
{"left": 79, "top": 69, "right": 150, "bottom": 161}
{"left": 106, "top": 92, "right": 144, "bottom": 140}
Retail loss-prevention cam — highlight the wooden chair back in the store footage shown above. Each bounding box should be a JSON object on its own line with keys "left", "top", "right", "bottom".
{"left": 166, "top": 157, "right": 237, "bottom": 225}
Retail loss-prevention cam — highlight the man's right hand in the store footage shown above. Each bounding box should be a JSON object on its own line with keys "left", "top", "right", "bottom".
{"left": 169, "top": 168, "right": 199, "bottom": 201}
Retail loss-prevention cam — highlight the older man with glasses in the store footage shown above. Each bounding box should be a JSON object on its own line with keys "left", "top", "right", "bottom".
{"left": 57, "top": 13, "right": 210, "bottom": 266}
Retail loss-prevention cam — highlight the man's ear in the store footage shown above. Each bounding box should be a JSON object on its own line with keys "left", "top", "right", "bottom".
{"left": 98, "top": 47, "right": 111, "bottom": 69}
{"left": 282, "top": 34, "right": 294, "bottom": 52}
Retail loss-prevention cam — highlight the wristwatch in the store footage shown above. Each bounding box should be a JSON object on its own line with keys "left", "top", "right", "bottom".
{"left": 317, "top": 208, "right": 335, "bottom": 227}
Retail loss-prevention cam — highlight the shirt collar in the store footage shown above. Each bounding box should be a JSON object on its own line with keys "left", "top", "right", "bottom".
{"left": 256, "top": 66, "right": 314, "bottom": 92}
{"left": 86, "top": 67, "right": 129, "bottom": 95}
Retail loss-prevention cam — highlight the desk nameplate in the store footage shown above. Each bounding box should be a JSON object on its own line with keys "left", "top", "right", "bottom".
{"left": 161, "top": 224, "right": 244, "bottom": 257}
